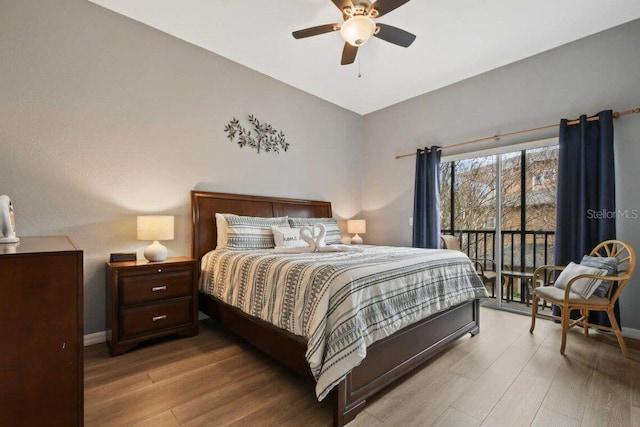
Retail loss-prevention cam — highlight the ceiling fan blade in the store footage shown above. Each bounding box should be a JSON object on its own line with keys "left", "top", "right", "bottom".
{"left": 331, "top": 0, "right": 354, "bottom": 13}
{"left": 374, "top": 23, "right": 416, "bottom": 47}
{"left": 292, "top": 24, "right": 340, "bottom": 39}
{"left": 367, "top": 0, "right": 411, "bottom": 17}
{"left": 341, "top": 43, "right": 358, "bottom": 65}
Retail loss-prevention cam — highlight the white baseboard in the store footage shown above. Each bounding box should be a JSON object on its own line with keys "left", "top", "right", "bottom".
{"left": 622, "top": 327, "right": 640, "bottom": 340}
{"left": 84, "top": 331, "right": 107, "bottom": 346}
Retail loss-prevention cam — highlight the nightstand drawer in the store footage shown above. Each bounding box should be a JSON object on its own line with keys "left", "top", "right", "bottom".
{"left": 119, "top": 298, "right": 192, "bottom": 338}
{"left": 119, "top": 270, "right": 193, "bottom": 306}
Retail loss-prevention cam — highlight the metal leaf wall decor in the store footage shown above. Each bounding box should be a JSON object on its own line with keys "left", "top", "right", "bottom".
{"left": 224, "top": 115, "right": 289, "bottom": 154}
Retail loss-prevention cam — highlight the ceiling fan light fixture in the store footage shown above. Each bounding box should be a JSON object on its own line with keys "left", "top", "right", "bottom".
{"left": 340, "top": 15, "right": 376, "bottom": 47}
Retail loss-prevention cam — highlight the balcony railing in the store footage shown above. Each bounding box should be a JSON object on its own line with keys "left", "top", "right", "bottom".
{"left": 442, "top": 229, "right": 555, "bottom": 273}
{"left": 443, "top": 229, "right": 555, "bottom": 305}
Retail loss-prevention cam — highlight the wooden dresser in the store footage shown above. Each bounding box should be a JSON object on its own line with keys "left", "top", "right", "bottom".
{"left": 106, "top": 257, "right": 198, "bottom": 356}
{"left": 0, "top": 236, "right": 83, "bottom": 426}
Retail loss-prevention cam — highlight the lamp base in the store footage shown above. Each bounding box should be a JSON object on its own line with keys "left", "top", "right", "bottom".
{"left": 144, "top": 240, "right": 168, "bottom": 262}
{"left": 0, "top": 236, "right": 19, "bottom": 244}
{"left": 351, "top": 234, "right": 363, "bottom": 245}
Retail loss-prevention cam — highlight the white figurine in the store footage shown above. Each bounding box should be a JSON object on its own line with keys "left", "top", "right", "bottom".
{"left": 0, "top": 195, "right": 20, "bottom": 243}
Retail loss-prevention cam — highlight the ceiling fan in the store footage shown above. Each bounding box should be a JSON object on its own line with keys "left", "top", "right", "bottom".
{"left": 292, "top": 0, "right": 416, "bottom": 65}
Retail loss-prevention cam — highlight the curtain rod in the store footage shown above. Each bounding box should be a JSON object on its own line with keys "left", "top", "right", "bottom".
{"left": 395, "top": 107, "right": 640, "bottom": 160}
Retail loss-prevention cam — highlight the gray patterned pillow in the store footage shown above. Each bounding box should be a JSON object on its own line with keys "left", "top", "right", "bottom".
{"left": 288, "top": 217, "right": 342, "bottom": 245}
{"left": 580, "top": 255, "right": 618, "bottom": 297}
{"left": 224, "top": 214, "right": 288, "bottom": 249}
{"left": 553, "top": 262, "right": 607, "bottom": 299}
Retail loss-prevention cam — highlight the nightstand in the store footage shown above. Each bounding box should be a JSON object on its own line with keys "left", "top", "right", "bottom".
{"left": 106, "top": 257, "right": 199, "bottom": 356}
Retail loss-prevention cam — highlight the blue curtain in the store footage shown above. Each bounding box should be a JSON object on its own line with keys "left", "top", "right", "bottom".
{"left": 554, "top": 110, "right": 618, "bottom": 327}
{"left": 412, "top": 146, "right": 441, "bottom": 248}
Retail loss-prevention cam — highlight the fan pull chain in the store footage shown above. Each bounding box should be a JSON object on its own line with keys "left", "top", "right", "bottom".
{"left": 357, "top": 56, "right": 362, "bottom": 78}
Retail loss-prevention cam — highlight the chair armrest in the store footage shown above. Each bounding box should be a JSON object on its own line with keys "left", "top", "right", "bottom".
{"left": 470, "top": 258, "right": 496, "bottom": 270}
{"left": 532, "top": 265, "right": 566, "bottom": 289}
{"left": 473, "top": 261, "right": 485, "bottom": 275}
{"left": 562, "top": 273, "right": 622, "bottom": 301}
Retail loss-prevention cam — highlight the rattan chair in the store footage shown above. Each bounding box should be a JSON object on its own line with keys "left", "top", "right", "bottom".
{"left": 529, "top": 240, "right": 635, "bottom": 357}
{"left": 441, "top": 235, "right": 497, "bottom": 296}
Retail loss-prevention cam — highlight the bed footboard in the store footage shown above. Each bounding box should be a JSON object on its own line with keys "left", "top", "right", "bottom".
{"left": 200, "top": 293, "right": 480, "bottom": 427}
{"left": 333, "top": 299, "right": 480, "bottom": 426}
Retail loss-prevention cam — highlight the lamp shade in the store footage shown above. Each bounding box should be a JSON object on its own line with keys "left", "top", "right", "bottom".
{"left": 137, "top": 216, "right": 174, "bottom": 241}
{"left": 340, "top": 16, "right": 376, "bottom": 47}
{"left": 347, "top": 219, "right": 366, "bottom": 234}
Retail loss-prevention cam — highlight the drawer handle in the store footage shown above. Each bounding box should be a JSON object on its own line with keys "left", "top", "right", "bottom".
{"left": 152, "top": 315, "right": 167, "bottom": 322}
{"left": 152, "top": 286, "right": 167, "bottom": 292}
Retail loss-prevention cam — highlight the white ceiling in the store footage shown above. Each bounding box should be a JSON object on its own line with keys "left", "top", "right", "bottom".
{"left": 89, "top": 0, "right": 640, "bottom": 115}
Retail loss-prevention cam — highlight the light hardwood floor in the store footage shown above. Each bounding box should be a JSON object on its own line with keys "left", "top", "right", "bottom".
{"left": 85, "top": 307, "right": 640, "bottom": 426}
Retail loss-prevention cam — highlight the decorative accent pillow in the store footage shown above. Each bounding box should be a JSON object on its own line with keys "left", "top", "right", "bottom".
{"left": 215, "top": 213, "right": 230, "bottom": 249}
{"left": 224, "top": 215, "right": 288, "bottom": 250}
{"left": 271, "top": 226, "right": 308, "bottom": 248}
{"left": 288, "top": 217, "right": 341, "bottom": 245}
{"left": 553, "top": 262, "right": 608, "bottom": 299}
{"left": 580, "top": 255, "right": 618, "bottom": 297}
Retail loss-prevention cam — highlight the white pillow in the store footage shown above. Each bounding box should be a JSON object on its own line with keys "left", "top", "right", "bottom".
{"left": 215, "top": 213, "right": 229, "bottom": 249}
{"left": 271, "top": 226, "right": 308, "bottom": 248}
{"left": 553, "top": 262, "right": 608, "bottom": 299}
{"left": 225, "top": 215, "right": 288, "bottom": 249}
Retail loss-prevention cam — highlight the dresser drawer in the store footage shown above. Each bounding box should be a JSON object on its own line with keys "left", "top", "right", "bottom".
{"left": 119, "top": 298, "right": 192, "bottom": 339}
{"left": 119, "top": 270, "right": 193, "bottom": 306}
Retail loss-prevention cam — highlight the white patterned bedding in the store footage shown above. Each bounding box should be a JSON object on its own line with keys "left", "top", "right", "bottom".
{"left": 199, "top": 245, "right": 488, "bottom": 400}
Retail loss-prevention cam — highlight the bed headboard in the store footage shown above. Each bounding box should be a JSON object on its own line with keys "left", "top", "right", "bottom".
{"left": 191, "top": 191, "right": 333, "bottom": 260}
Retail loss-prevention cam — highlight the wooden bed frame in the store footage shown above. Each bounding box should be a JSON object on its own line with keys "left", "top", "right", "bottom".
{"left": 191, "top": 190, "right": 480, "bottom": 426}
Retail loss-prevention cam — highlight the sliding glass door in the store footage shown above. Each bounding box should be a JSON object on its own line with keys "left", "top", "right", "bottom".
{"left": 441, "top": 143, "right": 558, "bottom": 313}
{"left": 440, "top": 154, "right": 499, "bottom": 302}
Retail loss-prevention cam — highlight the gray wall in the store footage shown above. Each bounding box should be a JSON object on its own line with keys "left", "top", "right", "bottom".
{"left": 3, "top": 0, "right": 639, "bottom": 335}
{"left": 1, "top": 0, "right": 364, "bottom": 334}
{"left": 362, "top": 19, "right": 640, "bottom": 332}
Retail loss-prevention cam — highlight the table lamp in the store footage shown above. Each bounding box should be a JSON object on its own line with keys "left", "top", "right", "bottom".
{"left": 347, "top": 219, "right": 366, "bottom": 245}
{"left": 137, "top": 215, "right": 174, "bottom": 262}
